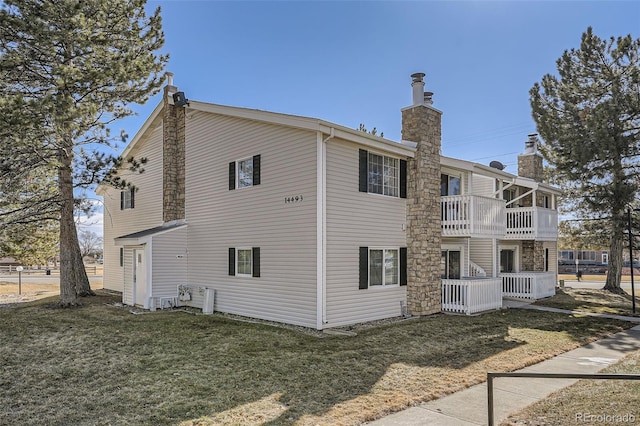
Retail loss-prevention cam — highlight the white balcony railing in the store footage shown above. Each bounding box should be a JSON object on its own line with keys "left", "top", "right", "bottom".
{"left": 442, "top": 277, "right": 503, "bottom": 315}
{"left": 441, "top": 195, "right": 506, "bottom": 238}
{"left": 505, "top": 207, "right": 558, "bottom": 241}
{"left": 500, "top": 272, "right": 556, "bottom": 299}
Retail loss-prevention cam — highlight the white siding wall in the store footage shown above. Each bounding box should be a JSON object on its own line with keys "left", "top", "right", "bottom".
{"left": 469, "top": 238, "right": 496, "bottom": 277}
{"left": 325, "top": 140, "right": 407, "bottom": 327}
{"left": 102, "top": 124, "right": 165, "bottom": 292}
{"left": 544, "top": 241, "right": 558, "bottom": 274}
{"left": 185, "top": 111, "right": 318, "bottom": 327}
{"left": 472, "top": 174, "right": 497, "bottom": 197}
{"left": 151, "top": 227, "right": 188, "bottom": 300}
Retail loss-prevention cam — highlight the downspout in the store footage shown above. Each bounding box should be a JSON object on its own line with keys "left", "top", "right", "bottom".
{"left": 317, "top": 128, "right": 334, "bottom": 329}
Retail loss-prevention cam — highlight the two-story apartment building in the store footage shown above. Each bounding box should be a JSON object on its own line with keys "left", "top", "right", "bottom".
{"left": 99, "top": 73, "right": 560, "bottom": 329}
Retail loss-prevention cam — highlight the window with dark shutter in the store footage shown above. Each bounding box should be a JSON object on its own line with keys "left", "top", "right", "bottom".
{"left": 228, "top": 248, "right": 235, "bottom": 275}
{"left": 400, "top": 247, "right": 407, "bottom": 286}
{"left": 252, "top": 247, "right": 260, "bottom": 277}
{"left": 229, "top": 162, "right": 236, "bottom": 190}
{"left": 119, "top": 248, "right": 124, "bottom": 267}
{"left": 359, "top": 149, "right": 368, "bottom": 192}
{"left": 359, "top": 246, "right": 368, "bottom": 289}
{"left": 252, "top": 155, "right": 261, "bottom": 186}
{"left": 130, "top": 188, "right": 135, "bottom": 209}
{"left": 120, "top": 191, "right": 124, "bottom": 210}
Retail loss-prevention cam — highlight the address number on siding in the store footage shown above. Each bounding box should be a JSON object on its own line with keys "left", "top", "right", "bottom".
{"left": 284, "top": 195, "right": 304, "bottom": 204}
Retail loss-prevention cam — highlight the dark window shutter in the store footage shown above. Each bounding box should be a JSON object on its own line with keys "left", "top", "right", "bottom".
{"left": 359, "top": 246, "right": 368, "bottom": 289}
{"left": 120, "top": 191, "right": 124, "bottom": 210}
{"left": 130, "top": 188, "right": 135, "bottom": 209}
{"left": 400, "top": 247, "right": 407, "bottom": 286}
{"left": 400, "top": 159, "right": 407, "bottom": 199}
{"left": 253, "top": 155, "right": 261, "bottom": 186}
{"left": 229, "top": 162, "right": 236, "bottom": 190}
{"left": 359, "top": 149, "right": 368, "bottom": 192}
{"left": 228, "top": 248, "right": 235, "bottom": 276}
{"left": 119, "top": 248, "right": 124, "bottom": 267}
{"left": 252, "top": 247, "right": 260, "bottom": 277}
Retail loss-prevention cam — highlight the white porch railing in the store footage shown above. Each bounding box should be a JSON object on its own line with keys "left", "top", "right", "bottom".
{"left": 441, "top": 195, "right": 506, "bottom": 238}
{"left": 500, "top": 272, "right": 556, "bottom": 299}
{"left": 469, "top": 261, "right": 487, "bottom": 277}
{"left": 442, "top": 277, "right": 503, "bottom": 315}
{"left": 505, "top": 207, "right": 558, "bottom": 241}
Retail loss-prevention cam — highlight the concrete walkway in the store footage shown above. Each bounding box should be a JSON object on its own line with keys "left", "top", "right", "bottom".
{"left": 367, "top": 303, "right": 640, "bottom": 426}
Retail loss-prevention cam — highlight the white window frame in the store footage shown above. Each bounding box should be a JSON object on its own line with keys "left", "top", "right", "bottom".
{"left": 122, "top": 190, "right": 133, "bottom": 209}
{"left": 236, "top": 157, "right": 254, "bottom": 189}
{"left": 367, "top": 152, "right": 399, "bottom": 198}
{"left": 236, "top": 248, "right": 252, "bottom": 277}
{"left": 368, "top": 248, "right": 400, "bottom": 287}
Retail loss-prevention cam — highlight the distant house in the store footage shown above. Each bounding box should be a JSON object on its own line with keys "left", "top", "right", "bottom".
{"left": 98, "top": 73, "right": 560, "bottom": 329}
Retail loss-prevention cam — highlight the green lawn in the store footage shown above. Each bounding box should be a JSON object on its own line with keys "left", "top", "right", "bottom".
{"left": 0, "top": 291, "right": 634, "bottom": 425}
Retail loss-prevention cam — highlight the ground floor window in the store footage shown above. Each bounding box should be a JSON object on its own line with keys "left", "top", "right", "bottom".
{"left": 228, "top": 247, "right": 261, "bottom": 277}
{"left": 359, "top": 247, "right": 406, "bottom": 289}
{"left": 441, "top": 250, "right": 461, "bottom": 279}
{"left": 369, "top": 249, "right": 399, "bottom": 286}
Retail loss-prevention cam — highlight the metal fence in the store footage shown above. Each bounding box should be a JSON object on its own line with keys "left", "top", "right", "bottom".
{"left": 0, "top": 265, "right": 99, "bottom": 275}
{"left": 487, "top": 371, "right": 640, "bottom": 426}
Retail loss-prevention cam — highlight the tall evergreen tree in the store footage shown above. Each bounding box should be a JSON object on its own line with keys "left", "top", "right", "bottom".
{"left": 531, "top": 27, "right": 640, "bottom": 293}
{"left": 0, "top": 0, "right": 167, "bottom": 306}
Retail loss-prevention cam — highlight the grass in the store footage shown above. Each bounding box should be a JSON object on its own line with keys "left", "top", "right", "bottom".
{"left": 501, "top": 351, "right": 640, "bottom": 426}
{"left": 533, "top": 287, "right": 639, "bottom": 317}
{"left": 0, "top": 291, "right": 636, "bottom": 426}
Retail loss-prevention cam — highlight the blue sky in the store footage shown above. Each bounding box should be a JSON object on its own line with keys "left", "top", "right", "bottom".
{"left": 84, "top": 0, "right": 639, "bottom": 236}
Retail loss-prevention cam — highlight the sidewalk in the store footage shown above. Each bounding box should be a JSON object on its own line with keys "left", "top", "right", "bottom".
{"left": 367, "top": 303, "right": 640, "bottom": 426}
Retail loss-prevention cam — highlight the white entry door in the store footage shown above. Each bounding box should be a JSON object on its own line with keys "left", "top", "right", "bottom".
{"left": 133, "top": 249, "right": 147, "bottom": 307}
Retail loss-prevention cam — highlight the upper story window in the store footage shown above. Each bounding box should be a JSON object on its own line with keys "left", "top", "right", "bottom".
{"left": 359, "top": 149, "right": 406, "bottom": 199}
{"left": 441, "top": 174, "right": 461, "bottom": 196}
{"left": 120, "top": 188, "right": 135, "bottom": 210}
{"left": 229, "top": 155, "right": 261, "bottom": 190}
{"left": 368, "top": 153, "right": 399, "bottom": 197}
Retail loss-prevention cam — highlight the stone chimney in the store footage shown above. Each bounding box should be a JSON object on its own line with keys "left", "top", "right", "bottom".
{"left": 401, "top": 72, "right": 442, "bottom": 316}
{"left": 517, "top": 134, "right": 544, "bottom": 182}
{"left": 162, "top": 72, "right": 186, "bottom": 222}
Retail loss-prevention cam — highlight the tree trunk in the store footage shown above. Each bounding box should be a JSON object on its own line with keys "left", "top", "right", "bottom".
{"left": 604, "top": 215, "right": 625, "bottom": 294}
{"left": 58, "top": 144, "right": 92, "bottom": 307}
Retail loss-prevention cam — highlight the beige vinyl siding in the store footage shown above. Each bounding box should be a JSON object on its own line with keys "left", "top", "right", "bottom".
{"left": 184, "top": 111, "right": 318, "bottom": 327}
{"left": 472, "top": 174, "right": 497, "bottom": 197}
{"left": 544, "top": 241, "right": 558, "bottom": 274}
{"left": 150, "top": 227, "right": 188, "bottom": 300}
{"left": 325, "top": 140, "right": 407, "bottom": 328}
{"left": 469, "top": 238, "right": 496, "bottom": 277}
{"left": 102, "top": 124, "right": 164, "bottom": 292}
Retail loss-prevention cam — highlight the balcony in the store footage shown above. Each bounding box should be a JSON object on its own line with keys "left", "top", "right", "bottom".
{"left": 505, "top": 207, "right": 558, "bottom": 241}
{"left": 441, "top": 195, "right": 506, "bottom": 238}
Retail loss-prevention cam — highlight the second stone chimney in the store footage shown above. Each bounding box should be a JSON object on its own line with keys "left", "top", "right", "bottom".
{"left": 517, "top": 133, "right": 544, "bottom": 182}
{"left": 163, "top": 72, "right": 186, "bottom": 222}
{"left": 402, "top": 72, "right": 442, "bottom": 316}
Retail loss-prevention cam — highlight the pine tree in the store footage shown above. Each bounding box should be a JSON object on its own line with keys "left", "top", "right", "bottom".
{"left": 530, "top": 27, "right": 640, "bottom": 293}
{"left": 0, "top": 0, "right": 168, "bottom": 306}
